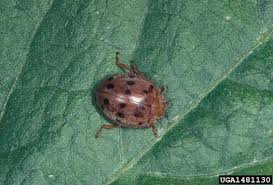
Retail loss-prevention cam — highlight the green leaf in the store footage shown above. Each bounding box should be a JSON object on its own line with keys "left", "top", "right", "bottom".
{"left": 110, "top": 35, "right": 273, "bottom": 185}
{"left": 0, "top": 1, "right": 273, "bottom": 185}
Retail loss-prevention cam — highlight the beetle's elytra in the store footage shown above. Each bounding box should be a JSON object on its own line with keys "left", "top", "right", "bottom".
{"left": 95, "top": 52, "right": 167, "bottom": 137}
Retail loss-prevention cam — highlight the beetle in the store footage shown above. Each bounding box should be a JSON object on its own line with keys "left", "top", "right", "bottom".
{"left": 95, "top": 52, "right": 166, "bottom": 137}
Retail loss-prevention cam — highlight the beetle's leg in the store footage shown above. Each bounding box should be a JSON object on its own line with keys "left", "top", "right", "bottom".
{"left": 130, "top": 63, "right": 139, "bottom": 74}
{"left": 95, "top": 124, "right": 119, "bottom": 138}
{"left": 115, "top": 52, "right": 130, "bottom": 71}
{"left": 150, "top": 123, "right": 158, "bottom": 137}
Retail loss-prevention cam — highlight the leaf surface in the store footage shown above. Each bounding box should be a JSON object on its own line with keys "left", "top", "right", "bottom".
{"left": 0, "top": 1, "right": 273, "bottom": 185}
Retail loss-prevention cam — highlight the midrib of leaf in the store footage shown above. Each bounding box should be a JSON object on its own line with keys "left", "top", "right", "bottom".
{"left": 102, "top": 28, "right": 273, "bottom": 185}
{"left": 0, "top": 0, "right": 55, "bottom": 125}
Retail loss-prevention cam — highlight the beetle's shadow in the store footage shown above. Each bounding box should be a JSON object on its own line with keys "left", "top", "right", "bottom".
{"left": 90, "top": 75, "right": 108, "bottom": 117}
{"left": 90, "top": 83, "right": 99, "bottom": 115}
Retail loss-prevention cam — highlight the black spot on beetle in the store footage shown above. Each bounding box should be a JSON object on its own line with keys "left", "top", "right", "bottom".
{"left": 143, "top": 85, "right": 154, "bottom": 93}
{"left": 138, "top": 122, "right": 143, "bottom": 125}
{"left": 107, "top": 83, "right": 114, "bottom": 89}
{"left": 139, "top": 105, "right": 145, "bottom": 110}
{"left": 125, "top": 89, "right": 131, "bottom": 95}
{"left": 119, "top": 103, "right": 126, "bottom": 109}
{"left": 127, "top": 81, "right": 135, "bottom": 85}
{"left": 103, "top": 98, "right": 109, "bottom": 105}
{"left": 116, "top": 112, "right": 125, "bottom": 118}
{"left": 134, "top": 111, "right": 143, "bottom": 118}
{"left": 143, "top": 89, "right": 149, "bottom": 93}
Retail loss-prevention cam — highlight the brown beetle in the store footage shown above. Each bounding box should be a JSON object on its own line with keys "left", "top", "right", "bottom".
{"left": 95, "top": 52, "right": 166, "bottom": 137}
